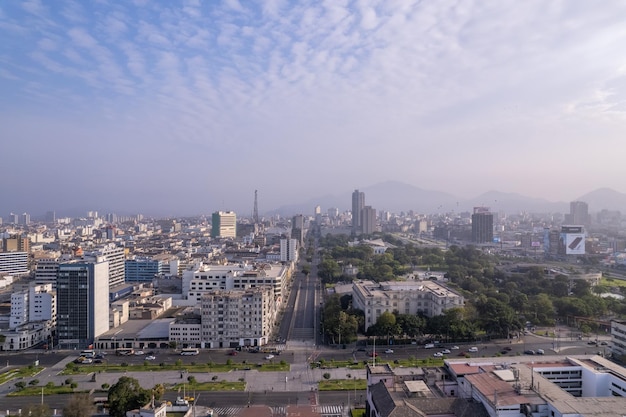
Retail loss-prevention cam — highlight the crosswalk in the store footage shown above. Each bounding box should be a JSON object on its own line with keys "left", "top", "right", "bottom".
{"left": 213, "top": 405, "right": 344, "bottom": 417}
{"left": 210, "top": 404, "right": 345, "bottom": 417}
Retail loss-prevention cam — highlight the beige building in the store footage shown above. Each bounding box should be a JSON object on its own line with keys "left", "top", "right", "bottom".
{"left": 352, "top": 280, "right": 464, "bottom": 331}
{"left": 200, "top": 287, "right": 276, "bottom": 348}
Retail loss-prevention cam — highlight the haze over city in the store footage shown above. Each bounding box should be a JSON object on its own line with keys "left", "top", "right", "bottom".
{"left": 2, "top": 1, "right": 626, "bottom": 216}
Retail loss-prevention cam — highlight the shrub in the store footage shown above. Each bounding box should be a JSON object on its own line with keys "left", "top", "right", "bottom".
{"left": 29, "top": 379, "right": 39, "bottom": 386}
{"left": 187, "top": 376, "right": 197, "bottom": 384}
{"left": 120, "top": 362, "right": 128, "bottom": 367}
{"left": 101, "top": 383, "right": 110, "bottom": 389}
{"left": 212, "top": 375, "right": 218, "bottom": 381}
{"left": 65, "top": 378, "right": 73, "bottom": 385}
{"left": 70, "top": 382, "right": 78, "bottom": 389}
{"left": 226, "top": 359, "right": 233, "bottom": 366}
{"left": 45, "top": 382, "right": 54, "bottom": 389}
{"left": 323, "top": 373, "right": 331, "bottom": 380}
{"left": 15, "top": 381, "right": 26, "bottom": 390}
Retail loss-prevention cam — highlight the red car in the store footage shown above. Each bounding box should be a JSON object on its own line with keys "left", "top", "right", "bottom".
{"left": 369, "top": 352, "right": 379, "bottom": 357}
{"left": 228, "top": 350, "right": 238, "bottom": 356}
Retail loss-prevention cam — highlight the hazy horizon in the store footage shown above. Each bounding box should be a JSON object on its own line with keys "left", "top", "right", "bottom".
{"left": 2, "top": 1, "right": 626, "bottom": 216}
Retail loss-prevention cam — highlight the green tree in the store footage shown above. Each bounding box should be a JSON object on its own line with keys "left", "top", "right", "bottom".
{"left": 62, "top": 393, "right": 95, "bottom": 417}
{"left": 318, "top": 258, "right": 341, "bottom": 283}
{"left": 107, "top": 376, "right": 151, "bottom": 417}
{"left": 396, "top": 314, "right": 425, "bottom": 339}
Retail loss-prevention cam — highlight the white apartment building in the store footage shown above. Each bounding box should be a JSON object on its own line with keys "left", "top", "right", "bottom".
{"left": 2, "top": 283, "right": 56, "bottom": 351}
{"left": 182, "top": 262, "right": 291, "bottom": 305}
{"left": 169, "top": 318, "right": 202, "bottom": 348}
{"left": 280, "top": 238, "right": 298, "bottom": 262}
{"left": 611, "top": 319, "right": 626, "bottom": 358}
{"left": 84, "top": 244, "right": 126, "bottom": 288}
{"left": 353, "top": 280, "right": 464, "bottom": 331}
{"left": 200, "top": 286, "right": 276, "bottom": 348}
{"left": 0, "top": 252, "right": 28, "bottom": 276}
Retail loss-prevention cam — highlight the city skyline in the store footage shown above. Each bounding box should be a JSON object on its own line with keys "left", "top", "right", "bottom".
{"left": 2, "top": 1, "right": 626, "bottom": 216}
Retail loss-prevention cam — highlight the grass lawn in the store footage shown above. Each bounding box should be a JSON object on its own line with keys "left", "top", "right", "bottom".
{"left": 8, "top": 385, "right": 78, "bottom": 397}
{"left": 62, "top": 361, "right": 289, "bottom": 375}
{"left": 313, "top": 357, "right": 443, "bottom": 369}
{"left": 601, "top": 277, "right": 626, "bottom": 287}
{"left": 351, "top": 409, "right": 366, "bottom": 417}
{"left": 0, "top": 366, "right": 43, "bottom": 385}
{"left": 170, "top": 381, "right": 245, "bottom": 391}
{"left": 319, "top": 379, "right": 367, "bottom": 391}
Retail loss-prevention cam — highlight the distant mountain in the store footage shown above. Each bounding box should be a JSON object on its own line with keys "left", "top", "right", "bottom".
{"left": 461, "top": 190, "right": 568, "bottom": 214}
{"left": 577, "top": 188, "right": 626, "bottom": 212}
{"left": 268, "top": 184, "right": 626, "bottom": 217}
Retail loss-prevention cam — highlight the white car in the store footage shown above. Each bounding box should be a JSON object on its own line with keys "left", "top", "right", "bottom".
{"left": 134, "top": 350, "right": 145, "bottom": 356}
{"left": 440, "top": 349, "right": 451, "bottom": 354}
{"left": 265, "top": 354, "right": 275, "bottom": 360}
{"left": 385, "top": 349, "right": 394, "bottom": 354}
{"left": 451, "top": 346, "right": 460, "bottom": 350}
{"left": 145, "top": 355, "right": 156, "bottom": 360}
{"left": 468, "top": 347, "right": 479, "bottom": 353}
{"left": 433, "top": 352, "right": 443, "bottom": 357}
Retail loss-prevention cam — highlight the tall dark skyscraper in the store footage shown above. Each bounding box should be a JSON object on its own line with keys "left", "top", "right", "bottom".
{"left": 352, "top": 189, "right": 365, "bottom": 235}
{"left": 471, "top": 207, "right": 494, "bottom": 243}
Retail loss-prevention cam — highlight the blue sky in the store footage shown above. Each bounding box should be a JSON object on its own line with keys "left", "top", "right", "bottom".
{"left": 2, "top": 0, "right": 626, "bottom": 216}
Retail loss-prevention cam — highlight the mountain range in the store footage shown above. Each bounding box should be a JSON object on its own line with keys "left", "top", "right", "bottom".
{"left": 269, "top": 181, "right": 626, "bottom": 216}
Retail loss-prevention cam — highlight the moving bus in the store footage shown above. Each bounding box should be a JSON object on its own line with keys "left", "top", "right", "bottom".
{"left": 180, "top": 348, "right": 199, "bottom": 356}
{"left": 115, "top": 347, "right": 135, "bottom": 356}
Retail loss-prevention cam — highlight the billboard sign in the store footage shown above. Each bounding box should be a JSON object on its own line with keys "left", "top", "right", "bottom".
{"left": 560, "top": 233, "right": 585, "bottom": 255}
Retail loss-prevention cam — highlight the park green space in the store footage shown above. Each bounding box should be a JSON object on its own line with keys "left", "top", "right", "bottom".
{"left": 62, "top": 360, "right": 289, "bottom": 375}
{"left": 318, "top": 378, "right": 367, "bottom": 391}
{"left": 0, "top": 366, "right": 43, "bottom": 385}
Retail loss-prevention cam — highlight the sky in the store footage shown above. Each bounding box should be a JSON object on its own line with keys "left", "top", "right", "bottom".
{"left": 2, "top": 0, "right": 626, "bottom": 217}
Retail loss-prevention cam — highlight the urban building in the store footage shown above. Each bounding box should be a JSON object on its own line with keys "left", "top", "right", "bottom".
{"left": 200, "top": 286, "right": 276, "bottom": 348}
{"left": 280, "top": 238, "right": 298, "bottom": 263}
{"left": 361, "top": 205, "right": 377, "bottom": 235}
{"left": 566, "top": 201, "right": 590, "bottom": 226}
{"left": 56, "top": 259, "right": 110, "bottom": 348}
{"left": 352, "top": 280, "right": 464, "bottom": 331}
{"left": 211, "top": 211, "right": 237, "bottom": 238}
{"left": 2, "top": 234, "right": 29, "bottom": 252}
{"left": 182, "top": 262, "right": 291, "bottom": 305}
{"left": 0, "top": 252, "right": 29, "bottom": 277}
{"left": 471, "top": 207, "right": 493, "bottom": 243}
{"left": 20, "top": 212, "right": 30, "bottom": 225}
{"left": 611, "top": 319, "right": 626, "bottom": 359}
{"left": 352, "top": 189, "right": 365, "bottom": 235}
{"left": 84, "top": 244, "right": 126, "bottom": 288}
{"left": 125, "top": 257, "right": 163, "bottom": 282}
{"left": 291, "top": 214, "right": 305, "bottom": 246}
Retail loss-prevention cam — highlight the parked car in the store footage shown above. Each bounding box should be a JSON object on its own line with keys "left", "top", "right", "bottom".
{"left": 524, "top": 350, "right": 535, "bottom": 355}
{"left": 440, "top": 349, "right": 451, "bottom": 354}
{"left": 468, "top": 347, "right": 478, "bottom": 353}
{"left": 385, "top": 349, "right": 394, "bottom": 354}
{"left": 536, "top": 349, "right": 545, "bottom": 355}
{"left": 433, "top": 352, "right": 443, "bottom": 357}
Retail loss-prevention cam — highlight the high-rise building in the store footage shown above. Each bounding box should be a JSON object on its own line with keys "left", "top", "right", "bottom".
{"left": 566, "top": 201, "right": 590, "bottom": 226}
{"left": 291, "top": 214, "right": 305, "bottom": 246}
{"left": 85, "top": 244, "right": 125, "bottom": 288}
{"left": 8, "top": 213, "right": 18, "bottom": 224}
{"left": 45, "top": 211, "right": 56, "bottom": 223}
{"left": 0, "top": 252, "right": 29, "bottom": 276}
{"left": 471, "top": 207, "right": 493, "bottom": 243}
{"left": 352, "top": 189, "right": 365, "bottom": 235}
{"left": 211, "top": 211, "right": 237, "bottom": 238}
{"left": 125, "top": 257, "right": 163, "bottom": 282}
{"left": 20, "top": 213, "right": 30, "bottom": 225}
{"left": 3, "top": 234, "right": 29, "bottom": 252}
{"left": 280, "top": 238, "right": 298, "bottom": 262}
{"left": 361, "top": 206, "right": 377, "bottom": 235}
{"left": 57, "top": 259, "right": 110, "bottom": 349}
